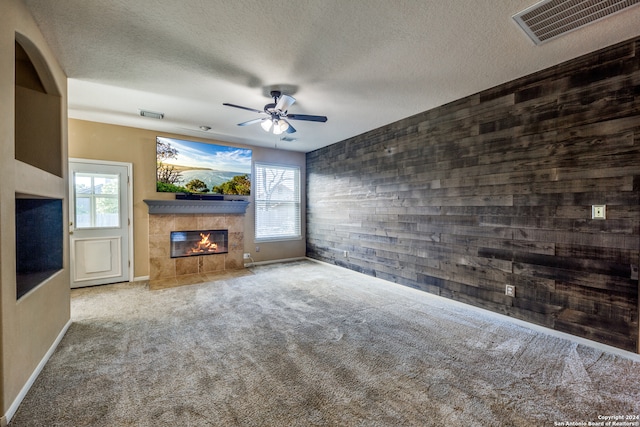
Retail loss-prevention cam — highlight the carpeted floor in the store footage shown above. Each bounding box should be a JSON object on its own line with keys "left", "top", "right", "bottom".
{"left": 10, "top": 260, "right": 640, "bottom": 426}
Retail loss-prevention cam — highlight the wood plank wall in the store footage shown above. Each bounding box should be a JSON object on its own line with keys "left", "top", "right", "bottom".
{"left": 306, "top": 37, "right": 640, "bottom": 352}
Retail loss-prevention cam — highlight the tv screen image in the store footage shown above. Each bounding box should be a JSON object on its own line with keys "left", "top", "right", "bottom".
{"left": 156, "top": 137, "right": 252, "bottom": 195}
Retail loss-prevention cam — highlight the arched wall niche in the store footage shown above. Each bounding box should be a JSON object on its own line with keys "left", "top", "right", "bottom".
{"left": 15, "top": 31, "right": 61, "bottom": 96}
{"left": 15, "top": 41, "right": 46, "bottom": 93}
{"left": 14, "top": 32, "right": 63, "bottom": 177}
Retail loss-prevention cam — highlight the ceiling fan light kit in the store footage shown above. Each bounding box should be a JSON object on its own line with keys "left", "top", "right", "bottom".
{"left": 260, "top": 118, "right": 290, "bottom": 134}
{"left": 275, "top": 119, "right": 290, "bottom": 135}
{"left": 223, "top": 90, "right": 327, "bottom": 136}
{"left": 260, "top": 119, "right": 272, "bottom": 132}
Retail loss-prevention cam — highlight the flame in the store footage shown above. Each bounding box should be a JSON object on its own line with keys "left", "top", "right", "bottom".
{"left": 188, "top": 233, "right": 218, "bottom": 254}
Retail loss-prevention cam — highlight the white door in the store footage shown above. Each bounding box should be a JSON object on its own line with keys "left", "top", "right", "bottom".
{"left": 69, "top": 160, "right": 131, "bottom": 288}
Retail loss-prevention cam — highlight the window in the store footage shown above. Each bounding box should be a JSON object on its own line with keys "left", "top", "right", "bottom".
{"left": 255, "top": 163, "right": 301, "bottom": 241}
{"left": 74, "top": 172, "right": 120, "bottom": 228}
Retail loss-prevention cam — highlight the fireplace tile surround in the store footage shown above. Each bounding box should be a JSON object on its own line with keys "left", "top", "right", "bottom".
{"left": 147, "top": 212, "right": 245, "bottom": 288}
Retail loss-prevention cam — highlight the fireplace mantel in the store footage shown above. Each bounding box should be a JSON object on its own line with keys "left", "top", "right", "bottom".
{"left": 144, "top": 199, "right": 250, "bottom": 215}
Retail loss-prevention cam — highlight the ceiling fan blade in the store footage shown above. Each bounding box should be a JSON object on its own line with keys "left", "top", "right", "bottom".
{"left": 223, "top": 103, "right": 264, "bottom": 114}
{"left": 237, "top": 118, "right": 265, "bottom": 127}
{"left": 283, "top": 119, "right": 296, "bottom": 134}
{"left": 275, "top": 94, "right": 296, "bottom": 112}
{"left": 286, "top": 114, "right": 328, "bottom": 123}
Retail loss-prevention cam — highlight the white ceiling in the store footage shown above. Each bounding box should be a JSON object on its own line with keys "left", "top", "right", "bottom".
{"left": 22, "top": 0, "right": 640, "bottom": 153}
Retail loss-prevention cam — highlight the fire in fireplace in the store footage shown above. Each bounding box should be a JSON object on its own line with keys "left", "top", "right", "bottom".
{"left": 170, "top": 229, "right": 228, "bottom": 258}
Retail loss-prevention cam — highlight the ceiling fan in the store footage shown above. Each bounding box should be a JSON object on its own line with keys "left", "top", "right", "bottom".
{"left": 223, "top": 91, "right": 328, "bottom": 135}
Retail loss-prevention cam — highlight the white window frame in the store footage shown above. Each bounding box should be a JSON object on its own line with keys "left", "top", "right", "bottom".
{"left": 254, "top": 163, "right": 301, "bottom": 242}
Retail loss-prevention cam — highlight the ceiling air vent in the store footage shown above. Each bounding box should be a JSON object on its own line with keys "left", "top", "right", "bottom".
{"left": 513, "top": 0, "right": 640, "bottom": 45}
{"left": 139, "top": 109, "right": 164, "bottom": 119}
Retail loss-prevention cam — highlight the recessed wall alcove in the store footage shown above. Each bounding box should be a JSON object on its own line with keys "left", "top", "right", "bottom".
{"left": 15, "top": 195, "right": 64, "bottom": 299}
{"left": 15, "top": 35, "right": 62, "bottom": 177}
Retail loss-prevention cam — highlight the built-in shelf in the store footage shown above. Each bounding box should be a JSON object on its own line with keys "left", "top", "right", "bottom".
{"left": 144, "top": 199, "right": 250, "bottom": 215}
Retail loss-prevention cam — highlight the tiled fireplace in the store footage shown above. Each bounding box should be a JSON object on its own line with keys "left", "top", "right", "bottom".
{"left": 145, "top": 199, "right": 249, "bottom": 288}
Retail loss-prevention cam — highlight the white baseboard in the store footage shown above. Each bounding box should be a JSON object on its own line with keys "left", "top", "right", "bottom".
{"left": 133, "top": 275, "right": 150, "bottom": 282}
{"left": 244, "top": 256, "right": 306, "bottom": 268}
{"left": 4, "top": 319, "right": 72, "bottom": 424}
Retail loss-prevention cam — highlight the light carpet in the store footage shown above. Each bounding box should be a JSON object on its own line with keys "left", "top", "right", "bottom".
{"left": 10, "top": 260, "right": 640, "bottom": 426}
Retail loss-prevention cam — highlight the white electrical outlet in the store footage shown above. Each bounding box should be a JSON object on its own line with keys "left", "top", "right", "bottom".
{"left": 343, "top": 251, "right": 348, "bottom": 257}
{"left": 592, "top": 205, "right": 606, "bottom": 220}
{"left": 243, "top": 253, "right": 251, "bottom": 259}
{"left": 505, "top": 285, "right": 515, "bottom": 297}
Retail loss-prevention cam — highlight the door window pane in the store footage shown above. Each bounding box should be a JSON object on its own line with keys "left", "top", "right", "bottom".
{"left": 75, "top": 197, "right": 91, "bottom": 228}
{"left": 74, "top": 173, "right": 120, "bottom": 228}
{"left": 94, "top": 176, "right": 119, "bottom": 194}
{"left": 75, "top": 175, "right": 92, "bottom": 194}
{"left": 95, "top": 196, "right": 119, "bottom": 227}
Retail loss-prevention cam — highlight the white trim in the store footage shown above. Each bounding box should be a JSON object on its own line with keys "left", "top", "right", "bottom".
{"left": 134, "top": 275, "right": 150, "bottom": 282}
{"left": 69, "top": 158, "right": 134, "bottom": 283}
{"left": 244, "top": 257, "right": 306, "bottom": 268}
{"left": 305, "top": 257, "right": 640, "bottom": 361}
{"left": 4, "top": 319, "right": 72, "bottom": 424}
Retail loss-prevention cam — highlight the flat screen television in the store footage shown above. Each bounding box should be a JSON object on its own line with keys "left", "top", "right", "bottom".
{"left": 156, "top": 137, "right": 252, "bottom": 195}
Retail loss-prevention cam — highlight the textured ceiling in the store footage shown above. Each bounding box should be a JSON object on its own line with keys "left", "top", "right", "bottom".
{"left": 21, "top": 0, "right": 640, "bottom": 152}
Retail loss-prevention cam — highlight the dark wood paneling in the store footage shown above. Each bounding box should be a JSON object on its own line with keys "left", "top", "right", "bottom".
{"left": 306, "top": 37, "right": 640, "bottom": 352}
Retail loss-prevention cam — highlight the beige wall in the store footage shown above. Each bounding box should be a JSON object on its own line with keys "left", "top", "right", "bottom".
{"left": 1, "top": 0, "right": 70, "bottom": 422}
{"left": 69, "top": 119, "right": 307, "bottom": 279}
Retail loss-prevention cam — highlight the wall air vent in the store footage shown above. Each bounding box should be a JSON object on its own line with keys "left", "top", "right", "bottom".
{"left": 513, "top": 0, "right": 640, "bottom": 45}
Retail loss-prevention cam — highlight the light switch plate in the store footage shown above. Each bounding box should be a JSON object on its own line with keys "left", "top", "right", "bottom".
{"left": 592, "top": 205, "right": 606, "bottom": 220}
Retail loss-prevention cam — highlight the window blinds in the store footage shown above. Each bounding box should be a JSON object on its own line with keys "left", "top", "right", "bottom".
{"left": 254, "top": 163, "right": 301, "bottom": 241}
